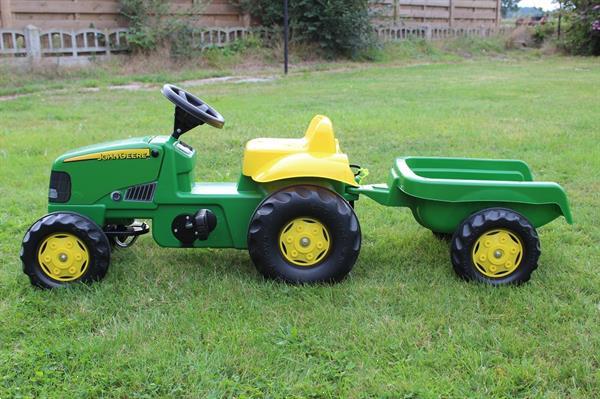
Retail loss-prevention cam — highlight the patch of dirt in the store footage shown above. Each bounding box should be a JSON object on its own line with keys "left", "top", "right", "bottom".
{"left": 0, "top": 75, "right": 277, "bottom": 102}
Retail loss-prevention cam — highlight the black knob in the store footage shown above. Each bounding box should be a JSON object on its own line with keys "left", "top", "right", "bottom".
{"left": 194, "top": 209, "right": 217, "bottom": 240}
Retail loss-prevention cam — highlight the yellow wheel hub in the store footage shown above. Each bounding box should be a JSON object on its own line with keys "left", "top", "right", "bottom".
{"left": 472, "top": 228, "right": 523, "bottom": 278}
{"left": 37, "top": 233, "right": 90, "bottom": 282}
{"left": 279, "top": 217, "right": 331, "bottom": 267}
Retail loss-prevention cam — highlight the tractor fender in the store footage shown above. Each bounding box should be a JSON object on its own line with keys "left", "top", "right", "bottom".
{"left": 246, "top": 152, "right": 358, "bottom": 187}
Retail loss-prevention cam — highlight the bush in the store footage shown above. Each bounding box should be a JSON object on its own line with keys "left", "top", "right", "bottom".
{"left": 120, "top": 0, "right": 205, "bottom": 53}
{"left": 560, "top": 1, "right": 600, "bottom": 55}
{"left": 199, "top": 35, "right": 264, "bottom": 67}
{"left": 532, "top": 22, "right": 556, "bottom": 46}
{"left": 232, "top": 0, "right": 376, "bottom": 58}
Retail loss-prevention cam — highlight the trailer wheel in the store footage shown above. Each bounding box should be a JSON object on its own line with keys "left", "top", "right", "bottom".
{"left": 450, "top": 208, "right": 540, "bottom": 285}
{"left": 21, "top": 212, "right": 111, "bottom": 289}
{"left": 248, "top": 185, "right": 361, "bottom": 283}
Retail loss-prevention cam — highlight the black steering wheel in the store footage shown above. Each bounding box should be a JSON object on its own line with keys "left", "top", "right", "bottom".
{"left": 161, "top": 84, "right": 225, "bottom": 131}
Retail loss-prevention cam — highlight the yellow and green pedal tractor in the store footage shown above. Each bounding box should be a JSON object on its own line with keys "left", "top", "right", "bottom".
{"left": 21, "top": 85, "right": 572, "bottom": 289}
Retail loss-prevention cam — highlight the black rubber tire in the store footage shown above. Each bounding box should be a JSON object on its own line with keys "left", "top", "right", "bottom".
{"left": 247, "top": 185, "right": 361, "bottom": 284}
{"left": 20, "top": 212, "right": 111, "bottom": 289}
{"left": 450, "top": 208, "right": 541, "bottom": 285}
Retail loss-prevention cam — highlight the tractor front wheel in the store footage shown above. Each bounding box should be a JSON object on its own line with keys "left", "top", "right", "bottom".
{"left": 450, "top": 208, "right": 541, "bottom": 285}
{"left": 248, "top": 185, "right": 361, "bottom": 283}
{"left": 21, "top": 212, "right": 111, "bottom": 289}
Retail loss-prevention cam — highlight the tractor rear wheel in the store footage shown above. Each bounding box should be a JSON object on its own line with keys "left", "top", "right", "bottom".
{"left": 450, "top": 208, "right": 540, "bottom": 285}
{"left": 248, "top": 185, "right": 361, "bottom": 283}
{"left": 21, "top": 212, "right": 111, "bottom": 289}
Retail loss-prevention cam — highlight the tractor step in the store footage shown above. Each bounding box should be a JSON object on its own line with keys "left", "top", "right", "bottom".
{"left": 104, "top": 222, "right": 150, "bottom": 237}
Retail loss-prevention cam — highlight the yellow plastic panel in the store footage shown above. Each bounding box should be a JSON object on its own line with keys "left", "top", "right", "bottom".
{"left": 248, "top": 152, "right": 357, "bottom": 186}
{"left": 242, "top": 115, "right": 357, "bottom": 186}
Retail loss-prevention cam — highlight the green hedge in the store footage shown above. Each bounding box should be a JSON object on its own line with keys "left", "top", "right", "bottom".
{"left": 232, "top": 0, "right": 376, "bottom": 58}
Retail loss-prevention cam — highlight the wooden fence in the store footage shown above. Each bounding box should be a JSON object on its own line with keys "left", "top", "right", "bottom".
{"left": 371, "top": 0, "right": 501, "bottom": 27}
{"left": 0, "top": 0, "right": 248, "bottom": 29}
{"left": 0, "top": 0, "right": 508, "bottom": 64}
{"left": 1, "top": 1, "right": 501, "bottom": 31}
{"left": 0, "top": 25, "right": 128, "bottom": 63}
{"left": 0, "top": 25, "right": 270, "bottom": 64}
{"left": 374, "top": 25, "right": 510, "bottom": 41}
{"left": 0, "top": 24, "right": 514, "bottom": 64}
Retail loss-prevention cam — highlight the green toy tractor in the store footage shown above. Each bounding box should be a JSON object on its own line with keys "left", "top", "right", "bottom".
{"left": 20, "top": 85, "right": 572, "bottom": 289}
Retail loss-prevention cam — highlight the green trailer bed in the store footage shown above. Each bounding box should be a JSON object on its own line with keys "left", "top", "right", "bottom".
{"left": 349, "top": 157, "right": 572, "bottom": 234}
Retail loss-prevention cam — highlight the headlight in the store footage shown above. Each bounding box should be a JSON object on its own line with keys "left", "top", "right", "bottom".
{"left": 49, "top": 171, "right": 71, "bottom": 203}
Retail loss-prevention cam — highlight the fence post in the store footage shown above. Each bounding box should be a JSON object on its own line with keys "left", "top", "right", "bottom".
{"left": 449, "top": 0, "right": 454, "bottom": 28}
{"left": 24, "top": 25, "right": 41, "bottom": 62}
{"left": 241, "top": 12, "right": 251, "bottom": 28}
{"left": 424, "top": 26, "right": 432, "bottom": 40}
{"left": 105, "top": 29, "right": 111, "bottom": 58}
{"left": 495, "top": 0, "right": 501, "bottom": 27}
{"left": 0, "top": 0, "right": 13, "bottom": 28}
{"left": 72, "top": 30, "right": 77, "bottom": 57}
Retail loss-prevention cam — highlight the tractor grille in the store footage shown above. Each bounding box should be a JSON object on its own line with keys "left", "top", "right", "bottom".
{"left": 125, "top": 182, "right": 156, "bottom": 202}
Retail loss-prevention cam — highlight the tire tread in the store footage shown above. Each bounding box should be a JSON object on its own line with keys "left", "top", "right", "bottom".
{"left": 20, "top": 212, "right": 111, "bottom": 289}
{"left": 450, "top": 208, "right": 541, "bottom": 285}
{"left": 248, "top": 185, "right": 361, "bottom": 283}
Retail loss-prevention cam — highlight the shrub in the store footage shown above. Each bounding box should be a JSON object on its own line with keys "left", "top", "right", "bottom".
{"left": 120, "top": 0, "right": 205, "bottom": 53}
{"left": 560, "top": 1, "right": 600, "bottom": 55}
{"left": 231, "top": 0, "right": 376, "bottom": 58}
{"left": 532, "top": 22, "right": 556, "bottom": 46}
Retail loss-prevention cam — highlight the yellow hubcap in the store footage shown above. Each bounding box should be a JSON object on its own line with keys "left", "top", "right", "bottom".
{"left": 37, "top": 233, "right": 90, "bottom": 282}
{"left": 472, "top": 229, "right": 523, "bottom": 278}
{"left": 279, "top": 217, "right": 330, "bottom": 267}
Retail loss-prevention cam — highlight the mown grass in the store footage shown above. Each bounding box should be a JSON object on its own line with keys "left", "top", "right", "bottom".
{"left": 0, "top": 56, "right": 599, "bottom": 398}
{"left": 0, "top": 36, "right": 542, "bottom": 98}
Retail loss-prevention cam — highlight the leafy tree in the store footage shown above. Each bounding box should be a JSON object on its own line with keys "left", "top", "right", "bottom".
{"left": 232, "top": 0, "right": 375, "bottom": 58}
{"left": 502, "top": 0, "right": 521, "bottom": 18}
{"left": 558, "top": 0, "right": 599, "bottom": 55}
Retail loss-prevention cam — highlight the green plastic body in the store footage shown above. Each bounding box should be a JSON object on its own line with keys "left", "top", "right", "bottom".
{"left": 48, "top": 137, "right": 571, "bottom": 248}
{"left": 348, "top": 157, "right": 572, "bottom": 234}
{"left": 48, "top": 136, "right": 353, "bottom": 249}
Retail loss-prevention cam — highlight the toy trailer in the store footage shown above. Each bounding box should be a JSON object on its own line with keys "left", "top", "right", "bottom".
{"left": 20, "top": 85, "right": 572, "bottom": 289}
{"left": 350, "top": 157, "right": 572, "bottom": 283}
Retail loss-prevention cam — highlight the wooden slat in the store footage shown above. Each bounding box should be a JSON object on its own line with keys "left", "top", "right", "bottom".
{"left": 11, "top": 1, "right": 119, "bottom": 14}
{"left": 398, "top": 9, "right": 451, "bottom": 19}
{"left": 14, "top": 1, "right": 232, "bottom": 16}
{"left": 9, "top": 18, "right": 120, "bottom": 29}
{"left": 394, "top": 0, "right": 497, "bottom": 7}
{"left": 454, "top": 0, "right": 497, "bottom": 8}
{"left": 171, "top": 3, "right": 239, "bottom": 15}
{"left": 398, "top": 0, "right": 450, "bottom": 6}
{"left": 454, "top": 9, "right": 497, "bottom": 18}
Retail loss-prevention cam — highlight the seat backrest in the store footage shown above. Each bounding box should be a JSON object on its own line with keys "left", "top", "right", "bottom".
{"left": 304, "top": 115, "right": 337, "bottom": 153}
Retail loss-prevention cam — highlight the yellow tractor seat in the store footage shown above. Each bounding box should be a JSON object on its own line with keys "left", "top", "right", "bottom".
{"left": 242, "top": 115, "right": 358, "bottom": 186}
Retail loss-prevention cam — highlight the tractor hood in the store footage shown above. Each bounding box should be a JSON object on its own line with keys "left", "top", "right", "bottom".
{"left": 50, "top": 136, "right": 165, "bottom": 205}
{"left": 55, "top": 137, "right": 156, "bottom": 164}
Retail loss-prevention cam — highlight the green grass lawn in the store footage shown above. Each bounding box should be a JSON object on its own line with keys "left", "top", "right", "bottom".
{"left": 1, "top": 56, "right": 599, "bottom": 398}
